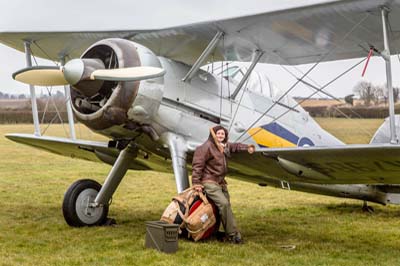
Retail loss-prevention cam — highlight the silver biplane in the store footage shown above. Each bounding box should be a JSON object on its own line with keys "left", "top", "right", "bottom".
{"left": 1, "top": 0, "right": 400, "bottom": 226}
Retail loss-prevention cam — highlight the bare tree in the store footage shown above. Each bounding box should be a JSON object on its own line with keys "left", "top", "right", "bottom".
{"left": 382, "top": 83, "right": 399, "bottom": 103}
{"left": 394, "top": 87, "right": 399, "bottom": 103}
{"left": 353, "top": 81, "right": 376, "bottom": 106}
{"left": 373, "top": 86, "right": 384, "bottom": 105}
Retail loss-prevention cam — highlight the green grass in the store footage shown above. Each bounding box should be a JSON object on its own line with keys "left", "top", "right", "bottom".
{"left": 315, "top": 117, "right": 384, "bottom": 144}
{"left": 1, "top": 121, "right": 400, "bottom": 266}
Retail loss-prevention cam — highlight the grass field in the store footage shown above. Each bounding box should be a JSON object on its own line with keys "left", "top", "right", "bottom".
{"left": 1, "top": 119, "right": 400, "bottom": 266}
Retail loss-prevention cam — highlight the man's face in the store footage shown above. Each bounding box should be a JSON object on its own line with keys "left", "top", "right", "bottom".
{"left": 216, "top": 129, "right": 226, "bottom": 143}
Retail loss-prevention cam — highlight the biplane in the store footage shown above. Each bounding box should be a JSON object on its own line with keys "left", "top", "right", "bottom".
{"left": 1, "top": 0, "right": 400, "bottom": 226}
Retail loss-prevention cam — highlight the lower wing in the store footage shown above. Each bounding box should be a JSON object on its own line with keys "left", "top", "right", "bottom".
{"left": 7, "top": 133, "right": 400, "bottom": 184}
{"left": 5, "top": 133, "right": 168, "bottom": 171}
{"left": 229, "top": 144, "right": 400, "bottom": 184}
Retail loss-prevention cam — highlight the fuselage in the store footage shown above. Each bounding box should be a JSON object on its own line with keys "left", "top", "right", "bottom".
{"left": 68, "top": 39, "right": 400, "bottom": 206}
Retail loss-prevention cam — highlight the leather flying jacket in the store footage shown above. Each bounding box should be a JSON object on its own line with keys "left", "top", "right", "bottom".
{"left": 191, "top": 127, "right": 249, "bottom": 186}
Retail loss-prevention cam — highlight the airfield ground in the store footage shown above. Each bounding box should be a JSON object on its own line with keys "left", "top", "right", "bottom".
{"left": 1, "top": 119, "right": 400, "bottom": 266}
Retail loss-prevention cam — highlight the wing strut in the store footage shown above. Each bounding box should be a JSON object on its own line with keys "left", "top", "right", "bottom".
{"left": 60, "top": 57, "right": 76, "bottom": 140}
{"left": 230, "top": 50, "right": 264, "bottom": 100}
{"left": 24, "top": 41, "right": 41, "bottom": 136}
{"left": 381, "top": 7, "right": 397, "bottom": 144}
{"left": 182, "top": 31, "right": 224, "bottom": 83}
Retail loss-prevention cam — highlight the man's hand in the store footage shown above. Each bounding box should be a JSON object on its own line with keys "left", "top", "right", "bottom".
{"left": 248, "top": 145, "right": 255, "bottom": 154}
{"left": 193, "top": 185, "right": 203, "bottom": 192}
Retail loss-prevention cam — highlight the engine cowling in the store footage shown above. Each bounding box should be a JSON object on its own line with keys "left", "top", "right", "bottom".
{"left": 70, "top": 38, "right": 163, "bottom": 135}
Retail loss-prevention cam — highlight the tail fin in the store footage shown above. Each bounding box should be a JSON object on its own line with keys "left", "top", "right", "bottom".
{"left": 370, "top": 115, "right": 400, "bottom": 144}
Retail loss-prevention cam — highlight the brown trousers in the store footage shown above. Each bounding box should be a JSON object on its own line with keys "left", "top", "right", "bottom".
{"left": 203, "top": 182, "right": 238, "bottom": 236}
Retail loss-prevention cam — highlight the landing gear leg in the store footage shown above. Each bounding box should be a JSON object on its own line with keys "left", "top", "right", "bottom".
{"left": 62, "top": 143, "right": 137, "bottom": 226}
{"left": 362, "top": 201, "right": 374, "bottom": 213}
{"left": 163, "top": 133, "right": 190, "bottom": 193}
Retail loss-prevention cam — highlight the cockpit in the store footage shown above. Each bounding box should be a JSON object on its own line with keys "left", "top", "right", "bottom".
{"left": 204, "top": 62, "right": 301, "bottom": 111}
{"left": 218, "top": 63, "right": 275, "bottom": 98}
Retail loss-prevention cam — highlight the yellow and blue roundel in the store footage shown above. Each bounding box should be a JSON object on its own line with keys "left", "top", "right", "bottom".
{"left": 248, "top": 122, "right": 314, "bottom": 148}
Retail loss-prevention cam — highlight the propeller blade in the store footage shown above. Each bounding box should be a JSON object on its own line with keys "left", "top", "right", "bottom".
{"left": 90, "top": 66, "right": 166, "bottom": 82}
{"left": 13, "top": 59, "right": 93, "bottom": 86}
{"left": 13, "top": 63, "right": 165, "bottom": 86}
{"left": 13, "top": 66, "right": 68, "bottom": 86}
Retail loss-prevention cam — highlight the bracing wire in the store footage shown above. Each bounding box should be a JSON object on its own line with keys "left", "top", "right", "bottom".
{"left": 279, "top": 64, "right": 324, "bottom": 98}
{"left": 280, "top": 64, "right": 346, "bottom": 108}
{"left": 32, "top": 41, "right": 59, "bottom": 66}
{"left": 279, "top": 63, "right": 373, "bottom": 138}
{"left": 211, "top": 54, "right": 215, "bottom": 74}
{"left": 40, "top": 92, "right": 50, "bottom": 125}
{"left": 219, "top": 35, "right": 225, "bottom": 123}
{"left": 233, "top": 13, "right": 370, "bottom": 143}
{"left": 228, "top": 54, "right": 271, "bottom": 134}
{"left": 283, "top": 59, "right": 372, "bottom": 138}
{"left": 225, "top": 62, "right": 233, "bottom": 122}
{"left": 228, "top": 72, "right": 251, "bottom": 133}
{"left": 219, "top": 60, "right": 224, "bottom": 122}
{"left": 240, "top": 57, "right": 367, "bottom": 143}
{"left": 31, "top": 52, "right": 52, "bottom": 133}
{"left": 33, "top": 40, "right": 78, "bottom": 139}
{"left": 30, "top": 50, "right": 68, "bottom": 137}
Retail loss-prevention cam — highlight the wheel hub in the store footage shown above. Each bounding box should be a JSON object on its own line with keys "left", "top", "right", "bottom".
{"left": 75, "top": 188, "right": 105, "bottom": 225}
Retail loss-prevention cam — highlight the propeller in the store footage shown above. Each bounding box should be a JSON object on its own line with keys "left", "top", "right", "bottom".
{"left": 12, "top": 58, "right": 166, "bottom": 86}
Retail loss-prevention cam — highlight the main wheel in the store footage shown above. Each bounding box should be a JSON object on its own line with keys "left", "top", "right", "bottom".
{"left": 62, "top": 179, "right": 109, "bottom": 227}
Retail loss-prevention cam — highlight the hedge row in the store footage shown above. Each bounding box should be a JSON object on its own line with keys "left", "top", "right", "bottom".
{"left": 0, "top": 111, "right": 71, "bottom": 124}
{"left": 0, "top": 106, "right": 394, "bottom": 123}
{"left": 304, "top": 106, "right": 397, "bottom": 118}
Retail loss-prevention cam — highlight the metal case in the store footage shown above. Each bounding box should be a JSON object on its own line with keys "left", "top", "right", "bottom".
{"left": 145, "top": 221, "right": 179, "bottom": 253}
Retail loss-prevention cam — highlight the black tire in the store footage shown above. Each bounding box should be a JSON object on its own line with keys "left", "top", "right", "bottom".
{"left": 62, "top": 179, "right": 109, "bottom": 227}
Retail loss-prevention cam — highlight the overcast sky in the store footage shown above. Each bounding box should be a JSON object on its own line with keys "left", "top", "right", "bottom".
{"left": 1, "top": 43, "right": 400, "bottom": 98}
{"left": 2, "top": 0, "right": 400, "bottom": 99}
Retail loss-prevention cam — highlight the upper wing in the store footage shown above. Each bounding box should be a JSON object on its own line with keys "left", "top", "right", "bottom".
{"left": 1, "top": 0, "right": 399, "bottom": 65}
{"left": 227, "top": 144, "right": 400, "bottom": 185}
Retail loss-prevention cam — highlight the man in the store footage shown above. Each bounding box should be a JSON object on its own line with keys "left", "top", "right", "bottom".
{"left": 191, "top": 125, "right": 255, "bottom": 244}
